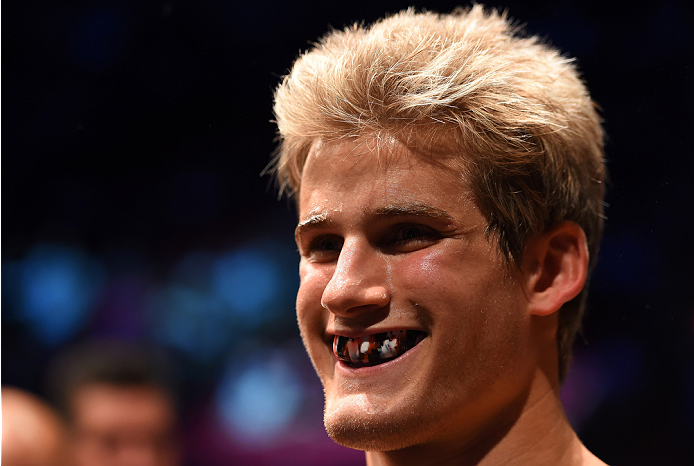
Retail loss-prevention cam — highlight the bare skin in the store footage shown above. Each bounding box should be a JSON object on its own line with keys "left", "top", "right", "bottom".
{"left": 295, "top": 135, "right": 607, "bottom": 466}
{"left": 70, "top": 384, "right": 180, "bottom": 466}
{"left": 2, "top": 386, "right": 73, "bottom": 466}
{"left": 365, "top": 371, "right": 606, "bottom": 466}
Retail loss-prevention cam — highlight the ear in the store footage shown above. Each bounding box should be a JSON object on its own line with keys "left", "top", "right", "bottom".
{"left": 522, "top": 222, "right": 589, "bottom": 317}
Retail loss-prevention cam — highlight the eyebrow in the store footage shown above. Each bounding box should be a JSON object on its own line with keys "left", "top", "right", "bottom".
{"left": 295, "top": 213, "right": 334, "bottom": 243}
{"left": 366, "top": 204, "right": 456, "bottom": 223}
{"left": 295, "top": 203, "right": 456, "bottom": 243}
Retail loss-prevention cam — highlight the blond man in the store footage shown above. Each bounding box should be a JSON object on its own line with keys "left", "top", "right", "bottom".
{"left": 271, "top": 5, "right": 607, "bottom": 465}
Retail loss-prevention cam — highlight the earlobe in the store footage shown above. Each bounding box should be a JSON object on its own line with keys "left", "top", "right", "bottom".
{"left": 524, "top": 222, "right": 589, "bottom": 317}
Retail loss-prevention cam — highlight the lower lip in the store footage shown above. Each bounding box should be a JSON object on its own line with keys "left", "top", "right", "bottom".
{"left": 334, "top": 336, "right": 427, "bottom": 377}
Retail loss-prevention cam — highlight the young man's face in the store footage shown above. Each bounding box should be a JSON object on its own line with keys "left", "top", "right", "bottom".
{"left": 295, "top": 136, "right": 539, "bottom": 452}
{"left": 71, "top": 384, "right": 180, "bottom": 466}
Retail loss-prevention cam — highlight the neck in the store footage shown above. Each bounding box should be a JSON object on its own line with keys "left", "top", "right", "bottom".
{"left": 365, "top": 370, "right": 605, "bottom": 466}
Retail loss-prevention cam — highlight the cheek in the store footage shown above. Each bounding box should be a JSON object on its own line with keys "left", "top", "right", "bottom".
{"left": 397, "top": 247, "right": 480, "bottom": 298}
{"left": 296, "top": 265, "right": 332, "bottom": 340}
{"left": 297, "top": 264, "right": 330, "bottom": 311}
{"left": 400, "top": 240, "right": 510, "bottom": 294}
{"left": 296, "top": 267, "right": 338, "bottom": 382}
{"left": 397, "top": 245, "right": 522, "bottom": 336}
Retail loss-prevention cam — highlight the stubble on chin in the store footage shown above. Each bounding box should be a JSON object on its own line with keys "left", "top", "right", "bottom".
{"left": 322, "top": 393, "right": 440, "bottom": 453}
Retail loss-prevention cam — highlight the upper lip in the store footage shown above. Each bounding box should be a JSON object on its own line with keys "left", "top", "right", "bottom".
{"left": 325, "top": 327, "right": 427, "bottom": 342}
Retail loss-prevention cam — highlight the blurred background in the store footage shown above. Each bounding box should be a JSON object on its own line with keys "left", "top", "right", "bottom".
{"left": 2, "top": 0, "right": 693, "bottom": 464}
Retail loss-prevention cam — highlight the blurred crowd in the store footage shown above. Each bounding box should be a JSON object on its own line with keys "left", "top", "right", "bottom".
{"left": 3, "top": 342, "right": 180, "bottom": 466}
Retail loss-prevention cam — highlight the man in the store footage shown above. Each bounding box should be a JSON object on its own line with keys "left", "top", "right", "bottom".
{"left": 2, "top": 386, "right": 73, "bottom": 466}
{"left": 48, "top": 342, "right": 181, "bottom": 466}
{"left": 270, "top": 5, "right": 607, "bottom": 465}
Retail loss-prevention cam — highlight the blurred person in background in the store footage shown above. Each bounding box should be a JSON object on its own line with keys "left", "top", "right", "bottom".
{"left": 270, "top": 5, "right": 607, "bottom": 466}
{"left": 2, "top": 386, "right": 73, "bottom": 466}
{"left": 48, "top": 342, "right": 181, "bottom": 466}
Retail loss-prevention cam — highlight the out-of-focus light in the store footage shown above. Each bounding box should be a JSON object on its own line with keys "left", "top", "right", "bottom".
{"left": 148, "top": 242, "right": 298, "bottom": 362}
{"left": 215, "top": 350, "right": 303, "bottom": 444}
{"left": 19, "top": 244, "right": 105, "bottom": 346}
{"left": 149, "top": 286, "right": 230, "bottom": 361}
{"left": 171, "top": 250, "right": 215, "bottom": 290}
{"left": 211, "top": 246, "right": 281, "bottom": 326}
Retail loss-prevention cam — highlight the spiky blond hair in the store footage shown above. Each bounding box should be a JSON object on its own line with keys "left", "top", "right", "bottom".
{"left": 271, "top": 5, "right": 606, "bottom": 381}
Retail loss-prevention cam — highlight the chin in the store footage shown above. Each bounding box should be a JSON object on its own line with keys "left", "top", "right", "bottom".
{"left": 325, "top": 416, "right": 417, "bottom": 452}
{"left": 322, "top": 396, "right": 436, "bottom": 452}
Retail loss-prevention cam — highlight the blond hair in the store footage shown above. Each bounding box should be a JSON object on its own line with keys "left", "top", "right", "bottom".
{"left": 271, "top": 5, "right": 606, "bottom": 381}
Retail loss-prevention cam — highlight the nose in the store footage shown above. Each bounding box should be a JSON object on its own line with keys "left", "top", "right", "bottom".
{"left": 320, "top": 237, "right": 390, "bottom": 316}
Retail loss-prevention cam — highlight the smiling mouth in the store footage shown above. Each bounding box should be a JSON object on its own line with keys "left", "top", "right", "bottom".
{"left": 333, "top": 330, "right": 426, "bottom": 368}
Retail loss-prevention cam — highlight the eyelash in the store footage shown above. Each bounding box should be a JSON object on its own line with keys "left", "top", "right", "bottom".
{"left": 390, "top": 225, "right": 438, "bottom": 246}
{"left": 302, "top": 224, "right": 440, "bottom": 260}
{"left": 311, "top": 235, "right": 343, "bottom": 252}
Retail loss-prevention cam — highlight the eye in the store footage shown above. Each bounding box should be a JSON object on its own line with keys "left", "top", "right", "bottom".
{"left": 387, "top": 224, "right": 441, "bottom": 251}
{"left": 302, "top": 234, "right": 343, "bottom": 261}
{"left": 397, "top": 226, "right": 426, "bottom": 241}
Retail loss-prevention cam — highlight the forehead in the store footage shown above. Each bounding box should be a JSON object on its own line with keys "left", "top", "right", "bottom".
{"left": 299, "top": 136, "right": 467, "bottom": 206}
{"left": 296, "top": 136, "right": 481, "bottom": 234}
{"left": 72, "top": 383, "right": 175, "bottom": 428}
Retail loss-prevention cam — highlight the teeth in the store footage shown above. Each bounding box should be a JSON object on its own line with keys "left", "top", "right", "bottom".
{"left": 333, "top": 330, "right": 426, "bottom": 368}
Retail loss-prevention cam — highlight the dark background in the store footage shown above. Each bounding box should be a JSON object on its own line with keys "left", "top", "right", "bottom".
{"left": 3, "top": 1, "right": 693, "bottom": 464}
